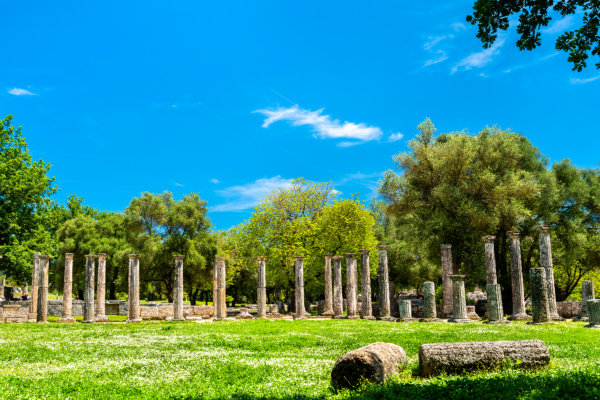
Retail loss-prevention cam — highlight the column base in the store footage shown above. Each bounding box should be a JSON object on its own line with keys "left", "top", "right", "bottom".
{"left": 483, "top": 319, "right": 511, "bottom": 324}
{"left": 345, "top": 315, "right": 360, "bottom": 320}
{"left": 254, "top": 316, "right": 268, "bottom": 320}
{"left": 82, "top": 319, "right": 96, "bottom": 323}
{"left": 332, "top": 315, "right": 345, "bottom": 319}
{"left": 361, "top": 316, "right": 376, "bottom": 320}
{"left": 172, "top": 317, "right": 185, "bottom": 322}
{"left": 508, "top": 313, "right": 531, "bottom": 321}
{"left": 584, "top": 323, "right": 600, "bottom": 328}
{"left": 448, "top": 318, "right": 473, "bottom": 323}
{"left": 378, "top": 316, "right": 398, "bottom": 322}
{"left": 397, "top": 318, "right": 417, "bottom": 322}
{"left": 95, "top": 316, "right": 110, "bottom": 323}
{"left": 293, "top": 314, "right": 308, "bottom": 320}
{"left": 28, "top": 312, "right": 37, "bottom": 321}
{"left": 526, "top": 321, "right": 557, "bottom": 325}
{"left": 573, "top": 316, "right": 588, "bottom": 322}
{"left": 320, "top": 310, "right": 334, "bottom": 317}
{"left": 550, "top": 314, "right": 565, "bottom": 321}
{"left": 57, "top": 317, "right": 76, "bottom": 323}
{"left": 419, "top": 318, "right": 443, "bottom": 322}
{"left": 125, "top": 318, "right": 142, "bottom": 323}
{"left": 36, "top": 320, "right": 48, "bottom": 324}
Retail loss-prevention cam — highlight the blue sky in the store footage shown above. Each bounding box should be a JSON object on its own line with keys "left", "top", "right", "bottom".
{"left": 2, "top": 1, "right": 599, "bottom": 230}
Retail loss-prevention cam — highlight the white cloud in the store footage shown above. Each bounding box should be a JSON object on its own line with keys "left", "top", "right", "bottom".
{"left": 451, "top": 38, "right": 505, "bottom": 74}
{"left": 542, "top": 16, "right": 575, "bottom": 34}
{"left": 330, "top": 189, "right": 342, "bottom": 196}
{"left": 212, "top": 176, "right": 293, "bottom": 212}
{"left": 174, "top": 182, "right": 184, "bottom": 187}
{"left": 388, "top": 132, "right": 404, "bottom": 142}
{"left": 255, "top": 105, "right": 382, "bottom": 146}
{"left": 8, "top": 88, "right": 35, "bottom": 96}
{"left": 422, "top": 35, "right": 452, "bottom": 67}
{"left": 570, "top": 75, "right": 600, "bottom": 85}
{"left": 451, "top": 22, "right": 466, "bottom": 32}
{"left": 210, "top": 178, "right": 220, "bottom": 184}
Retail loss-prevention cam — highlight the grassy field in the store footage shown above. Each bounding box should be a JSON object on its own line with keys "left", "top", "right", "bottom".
{"left": 0, "top": 319, "right": 599, "bottom": 399}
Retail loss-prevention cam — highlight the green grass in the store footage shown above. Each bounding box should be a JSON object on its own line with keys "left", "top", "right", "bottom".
{"left": 0, "top": 320, "right": 599, "bottom": 399}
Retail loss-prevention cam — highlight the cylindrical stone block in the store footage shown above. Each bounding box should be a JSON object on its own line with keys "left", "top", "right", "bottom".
{"left": 585, "top": 299, "right": 600, "bottom": 328}
{"left": 257, "top": 256, "right": 267, "bottom": 318}
{"left": 127, "top": 254, "right": 141, "bottom": 322}
{"left": 441, "top": 244, "right": 453, "bottom": 315}
{"left": 422, "top": 281, "right": 437, "bottom": 320}
{"left": 448, "top": 275, "right": 472, "bottom": 323}
{"left": 578, "top": 281, "right": 595, "bottom": 321}
{"left": 212, "top": 260, "right": 218, "bottom": 310}
{"left": 321, "top": 255, "right": 334, "bottom": 316}
{"left": 173, "top": 255, "right": 185, "bottom": 321}
{"left": 538, "top": 226, "right": 561, "bottom": 320}
{"left": 345, "top": 254, "right": 358, "bottom": 319}
{"left": 485, "top": 284, "right": 509, "bottom": 324}
{"left": 398, "top": 300, "right": 412, "bottom": 321}
{"left": 507, "top": 231, "right": 528, "bottom": 320}
{"left": 36, "top": 255, "right": 50, "bottom": 323}
{"left": 83, "top": 255, "right": 97, "bottom": 323}
{"left": 332, "top": 256, "right": 344, "bottom": 318}
{"left": 30, "top": 253, "right": 41, "bottom": 316}
{"left": 294, "top": 256, "right": 307, "bottom": 319}
{"left": 359, "top": 249, "right": 374, "bottom": 319}
{"left": 377, "top": 245, "right": 393, "bottom": 320}
{"left": 95, "top": 253, "right": 109, "bottom": 322}
{"left": 529, "top": 267, "right": 550, "bottom": 324}
{"left": 216, "top": 257, "right": 227, "bottom": 319}
{"left": 482, "top": 236, "right": 497, "bottom": 285}
{"left": 22, "top": 282, "right": 28, "bottom": 297}
{"left": 58, "top": 253, "right": 76, "bottom": 323}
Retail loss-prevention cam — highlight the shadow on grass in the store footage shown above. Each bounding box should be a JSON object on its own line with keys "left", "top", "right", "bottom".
{"left": 168, "top": 369, "right": 600, "bottom": 400}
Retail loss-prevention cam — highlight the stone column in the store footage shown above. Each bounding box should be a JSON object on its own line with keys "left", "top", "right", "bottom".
{"left": 256, "top": 256, "right": 267, "bottom": 318}
{"left": 585, "top": 300, "right": 600, "bottom": 328}
{"left": 574, "top": 281, "right": 595, "bottom": 321}
{"left": 485, "top": 284, "right": 509, "bottom": 324}
{"left": 83, "top": 255, "right": 97, "bottom": 323}
{"left": 507, "top": 231, "right": 528, "bottom": 320}
{"left": 0, "top": 276, "right": 4, "bottom": 301}
{"left": 173, "top": 255, "right": 185, "bottom": 321}
{"left": 448, "top": 275, "right": 472, "bottom": 323}
{"left": 213, "top": 260, "right": 218, "bottom": 309}
{"left": 441, "top": 244, "right": 453, "bottom": 316}
{"left": 421, "top": 281, "right": 438, "bottom": 321}
{"left": 294, "top": 256, "right": 307, "bottom": 320}
{"left": 345, "top": 254, "right": 359, "bottom": 319}
{"left": 36, "top": 255, "right": 50, "bottom": 323}
{"left": 538, "top": 225, "right": 562, "bottom": 320}
{"left": 529, "top": 267, "right": 550, "bottom": 324}
{"left": 398, "top": 300, "right": 414, "bottom": 321}
{"left": 332, "top": 256, "right": 344, "bottom": 318}
{"left": 22, "top": 282, "right": 28, "bottom": 298}
{"left": 95, "top": 253, "right": 109, "bottom": 322}
{"left": 321, "top": 254, "right": 334, "bottom": 316}
{"left": 377, "top": 245, "right": 395, "bottom": 321}
{"left": 482, "top": 236, "right": 497, "bottom": 285}
{"left": 127, "top": 254, "right": 141, "bottom": 322}
{"left": 359, "top": 249, "right": 374, "bottom": 320}
{"left": 30, "top": 252, "right": 41, "bottom": 317}
{"left": 215, "top": 256, "right": 227, "bottom": 320}
{"left": 58, "top": 253, "right": 76, "bottom": 323}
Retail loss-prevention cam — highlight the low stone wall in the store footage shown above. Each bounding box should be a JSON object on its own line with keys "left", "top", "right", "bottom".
{"left": 0, "top": 303, "right": 30, "bottom": 322}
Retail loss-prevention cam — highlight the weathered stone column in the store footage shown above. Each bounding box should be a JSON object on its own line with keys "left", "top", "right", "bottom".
{"left": 294, "top": 256, "right": 307, "bottom": 320}
{"left": 321, "top": 254, "right": 334, "bottom": 316}
{"left": 256, "top": 256, "right": 267, "bottom": 318}
{"left": 127, "top": 254, "right": 141, "bottom": 322}
{"left": 22, "top": 282, "right": 28, "bottom": 298}
{"left": 448, "top": 275, "right": 472, "bottom": 323}
{"left": 528, "top": 267, "right": 550, "bottom": 324}
{"left": 332, "top": 256, "right": 344, "bottom": 318}
{"left": 574, "top": 281, "right": 595, "bottom": 321}
{"left": 359, "top": 249, "right": 375, "bottom": 320}
{"left": 482, "top": 236, "right": 497, "bottom": 285}
{"left": 345, "top": 254, "right": 359, "bottom": 319}
{"left": 421, "top": 281, "right": 438, "bottom": 321}
{"left": 173, "top": 255, "right": 185, "bottom": 321}
{"left": 398, "top": 300, "right": 414, "bottom": 321}
{"left": 585, "top": 300, "right": 600, "bottom": 328}
{"left": 30, "top": 252, "right": 41, "bottom": 317}
{"left": 213, "top": 260, "right": 218, "bottom": 309}
{"left": 83, "top": 255, "right": 97, "bottom": 323}
{"left": 441, "top": 244, "right": 453, "bottom": 316}
{"left": 95, "top": 253, "right": 109, "bottom": 322}
{"left": 215, "top": 256, "right": 227, "bottom": 320}
{"left": 538, "top": 225, "right": 562, "bottom": 320}
{"left": 507, "top": 231, "right": 528, "bottom": 320}
{"left": 0, "top": 276, "right": 5, "bottom": 301}
{"left": 36, "top": 255, "right": 50, "bottom": 323}
{"left": 377, "top": 245, "right": 395, "bottom": 321}
{"left": 485, "top": 284, "right": 509, "bottom": 324}
{"left": 58, "top": 253, "right": 76, "bottom": 323}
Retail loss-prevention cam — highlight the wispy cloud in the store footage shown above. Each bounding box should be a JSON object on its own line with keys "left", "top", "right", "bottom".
{"left": 335, "top": 171, "right": 384, "bottom": 199}
{"left": 255, "top": 105, "right": 382, "bottom": 146}
{"left": 8, "top": 88, "right": 35, "bottom": 96}
{"left": 388, "top": 132, "right": 404, "bottom": 142}
{"left": 210, "top": 178, "right": 220, "bottom": 184}
{"left": 174, "top": 182, "right": 184, "bottom": 187}
{"left": 422, "top": 35, "right": 452, "bottom": 67}
{"left": 212, "top": 176, "right": 293, "bottom": 212}
{"left": 570, "top": 75, "right": 600, "bottom": 85}
{"left": 451, "top": 22, "right": 466, "bottom": 32}
{"left": 542, "top": 15, "right": 575, "bottom": 34}
{"left": 451, "top": 38, "right": 505, "bottom": 74}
